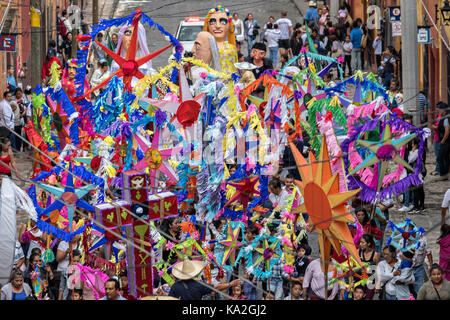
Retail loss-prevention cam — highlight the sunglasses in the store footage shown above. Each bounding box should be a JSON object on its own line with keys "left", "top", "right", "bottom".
{"left": 209, "top": 18, "right": 228, "bottom": 26}
{"left": 124, "top": 30, "right": 133, "bottom": 36}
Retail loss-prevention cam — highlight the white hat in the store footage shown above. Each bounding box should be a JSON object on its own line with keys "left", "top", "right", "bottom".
{"left": 234, "top": 62, "right": 257, "bottom": 70}
{"left": 171, "top": 257, "right": 206, "bottom": 280}
{"left": 309, "top": 1, "right": 317, "bottom": 7}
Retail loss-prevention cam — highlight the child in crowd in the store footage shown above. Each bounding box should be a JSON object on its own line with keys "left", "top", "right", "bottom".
{"left": 70, "top": 288, "right": 83, "bottom": 300}
{"left": 291, "top": 243, "right": 311, "bottom": 284}
{"left": 231, "top": 283, "right": 247, "bottom": 300}
{"left": 284, "top": 282, "right": 303, "bottom": 300}
{"left": 392, "top": 250, "right": 416, "bottom": 300}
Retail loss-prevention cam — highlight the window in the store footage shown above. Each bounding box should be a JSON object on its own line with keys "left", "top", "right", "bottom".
{"left": 177, "top": 26, "right": 204, "bottom": 42}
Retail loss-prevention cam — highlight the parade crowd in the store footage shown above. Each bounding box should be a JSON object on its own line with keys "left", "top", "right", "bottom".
{"left": 0, "top": 1, "right": 449, "bottom": 301}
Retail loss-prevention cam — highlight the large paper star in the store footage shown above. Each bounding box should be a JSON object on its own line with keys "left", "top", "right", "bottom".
{"left": 225, "top": 176, "right": 260, "bottom": 215}
{"left": 36, "top": 163, "right": 96, "bottom": 233}
{"left": 219, "top": 222, "right": 244, "bottom": 266}
{"left": 80, "top": 9, "right": 173, "bottom": 96}
{"left": 348, "top": 120, "right": 416, "bottom": 192}
{"left": 290, "top": 136, "right": 362, "bottom": 273}
{"left": 252, "top": 236, "right": 281, "bottom": 272}
{"left": 134, "top": 127, "right": 182, "bottom": 192}
{"left": 141, "top": 69, "right": 205, "bottom": 134}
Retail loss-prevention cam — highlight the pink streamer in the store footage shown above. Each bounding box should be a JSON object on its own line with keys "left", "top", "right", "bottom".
{"left": 77, "top": 263, "right": 109, "bottom": 300}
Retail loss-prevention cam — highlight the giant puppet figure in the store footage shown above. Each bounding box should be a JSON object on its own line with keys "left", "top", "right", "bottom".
{"left": 203, "top": 5, "right": 238, "bottom": 74}
{"left": 110, "top": 22, "right": 154, "bottom": 88}
{"left": 61, "top": 58, "right": 91, "bottom": 104}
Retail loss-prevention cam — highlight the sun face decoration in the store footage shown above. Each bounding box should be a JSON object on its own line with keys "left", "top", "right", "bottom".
{"left": 290, "top": 136, "right": 363, "bottom": 272}
{"left": 145, "top": 148, "right": 162, "bottom": 170}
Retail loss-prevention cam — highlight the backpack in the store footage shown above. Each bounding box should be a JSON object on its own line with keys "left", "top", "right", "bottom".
{"left": 58, "top": 18, "right": 67, "bottom": 37}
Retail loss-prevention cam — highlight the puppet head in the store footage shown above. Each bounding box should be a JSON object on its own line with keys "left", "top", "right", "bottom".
{"left": 203, "top": 5, "right": 235, "bottom": 46}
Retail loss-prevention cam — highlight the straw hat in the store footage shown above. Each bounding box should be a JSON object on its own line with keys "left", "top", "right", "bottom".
{"left": 171, "top": 257, "right": 206, "bottom": 280}
{"left": 309, "top": 1, "right": 317, "bottom": 7}
{"left": 234, "top": 61, "right": 257, "bottom": 70}
{"left": 141, "top": 296, "right": 180, "bottom": 300}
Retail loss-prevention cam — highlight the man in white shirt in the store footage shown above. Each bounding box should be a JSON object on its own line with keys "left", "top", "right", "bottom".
{"left": 442, "top": 189, "right": 450, "bottom": 225}
{"left": 232, "top": 13, "right": 244, "bottom": 52}
{"left": 372, "top": 31, "right": 383, "bottom": 69}
{"left": 90, "top": 59, "right": 110, "bottom": 98}
{"left": 275, "top": 11, "right": 293, "bottom": 58}
{"left": 0, "top": 91, "right": 15, "bottom": 141}
{"left": 268, "top": 178, "right": 289, "bottom": 209}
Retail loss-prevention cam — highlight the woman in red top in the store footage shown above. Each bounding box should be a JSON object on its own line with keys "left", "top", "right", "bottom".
{"left": 354, "top": 207, "right": 383, "bottom": 244}
{"left": 0, "top": 137, "right": 20, "bottom": 179}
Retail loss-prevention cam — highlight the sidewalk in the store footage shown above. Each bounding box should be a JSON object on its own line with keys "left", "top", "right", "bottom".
{"left": 291, "top": 0, "right": 308, "bottom": 17}
{"left": 82, "top": 0, "right": 120, "bottom": 25}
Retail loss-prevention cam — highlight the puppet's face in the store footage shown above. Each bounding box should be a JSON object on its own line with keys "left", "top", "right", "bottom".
{"left": 122, "top": 26, "right": 140, "bottom": 54}
{"left": 207, "top": 11, "right": 229, "bottom": 43}
{"left": 192, "top": 31, "right": 213, "bottom": 64}
{"left": 68, "top": 65, "right": 77, "bottom": 80}
{"left": 298, "top": 55, "right": 313, "bottom": 69}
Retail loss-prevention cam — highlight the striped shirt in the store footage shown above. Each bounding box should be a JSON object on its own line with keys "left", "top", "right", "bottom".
{"left": 419, "top": 93, "right": 427, "bottom": 124}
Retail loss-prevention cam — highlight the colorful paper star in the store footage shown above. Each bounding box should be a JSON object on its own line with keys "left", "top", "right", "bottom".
{"left": 141, "top": 69, "right": 205, "bottom": 131}
{"left": 219, "top": 222, "right": 244, "bottom": 266}
{"left": 134, "top": 127, "right": 182, "bottom": 192}
{"left": 252, "top": 236, "right": 281, "bottom": 272}
{"left": 225, "top": 176, "right": 260, "bottom": 215}
{"left": 81, "top": 9, "right": 173, "bottom": 95}
{"left": 290, "top": 136, "right": 362, "bottom": 273}
{"left": 36, "top": 163, "right": 96, "bottom": 232}
{"left": 348, "top": 120, "right": 416, "bottom": 192}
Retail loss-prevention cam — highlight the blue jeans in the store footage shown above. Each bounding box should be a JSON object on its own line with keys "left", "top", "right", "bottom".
{"left": 404, "top": 189, "right": 414, "bottom": 207}
{"left": 351, "top": 48, "right": 362, "bottom": 71}
{"left": 269, "top": 278, "right": 284, "bottom": 300}
{"left": 247, "top": 36, "right": 256, "bottom": 57}
{"left": 9, "top": 132, "right": 16, "bottom": 151}
{"left": 413, "top": 265, "right": 425, "bottom": 295}
{"left": 269, "top": 46, "right": 278, "bottom": 67}
{"left": 434, "top": 141, "right": 440, "bottom": 172}
{"left": 385, "top": 292, "right": 397, "bottom": 300}
{"left": 383, "top": 72, "right": 393, "bottom": 89}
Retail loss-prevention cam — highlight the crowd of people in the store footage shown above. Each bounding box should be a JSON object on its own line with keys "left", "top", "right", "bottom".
{"left": 231, "top": 1, "right": 401, "bottom": 88}
{"left": 0, "top": 2, "right": 449, "bottom": 302}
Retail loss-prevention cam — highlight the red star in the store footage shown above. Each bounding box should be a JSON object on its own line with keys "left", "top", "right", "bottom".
{"left": 225, "top": 176, "right": 260, "bottom": 215}
{"left": 79, "top": 9, "right": 173, "bottom": 97}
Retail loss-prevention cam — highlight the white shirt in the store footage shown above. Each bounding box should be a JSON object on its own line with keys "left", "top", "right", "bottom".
{"left": 442, "top": 189, "right": 450, "bottom": 208}
{"left": 0, "top": 99, "right": 14, "bottom": 130}
{"left": 301, "top": 33, "right": 307, "bottom": 44}
{"left": 62, "top": 17, "right": 72, "bottom": 33}
{"left": 233, "top": 18, "right": 244, "bottom": 38}
{"left": 373, "top": 37, "right": 382, "bottom": 55}
{"left": 343, "top": 42, "right": 353, "bottom": 55}
{"left": 57, "top": 241, "right": 70, "bottom": 272}
{"left": 375, "top": 259, "right": 401, "bottom": 295}
{"left": 275, "top": 18, "right": 292, "bottom": 40}
{"left": 265, "top": 29, "right": 281, "bottom": 48}
{"left": 269, "top": 188, "right": 289, "bottom": 209}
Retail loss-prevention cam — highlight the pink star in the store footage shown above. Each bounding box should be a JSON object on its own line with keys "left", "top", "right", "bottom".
{"left": 134, "top": 127, "right": 182, "bottom": 192}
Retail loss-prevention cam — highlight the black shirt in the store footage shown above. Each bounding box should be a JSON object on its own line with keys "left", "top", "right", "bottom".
{"left": 245, "top": 56, "right": 273, "bottom": 79}
{"left": 169, "top": 279, "right": 212, "bottom": 300}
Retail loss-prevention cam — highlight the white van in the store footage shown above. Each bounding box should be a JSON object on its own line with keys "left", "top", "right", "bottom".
{"left": 167, "top": 16, "right": 205, "bottom": 55}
